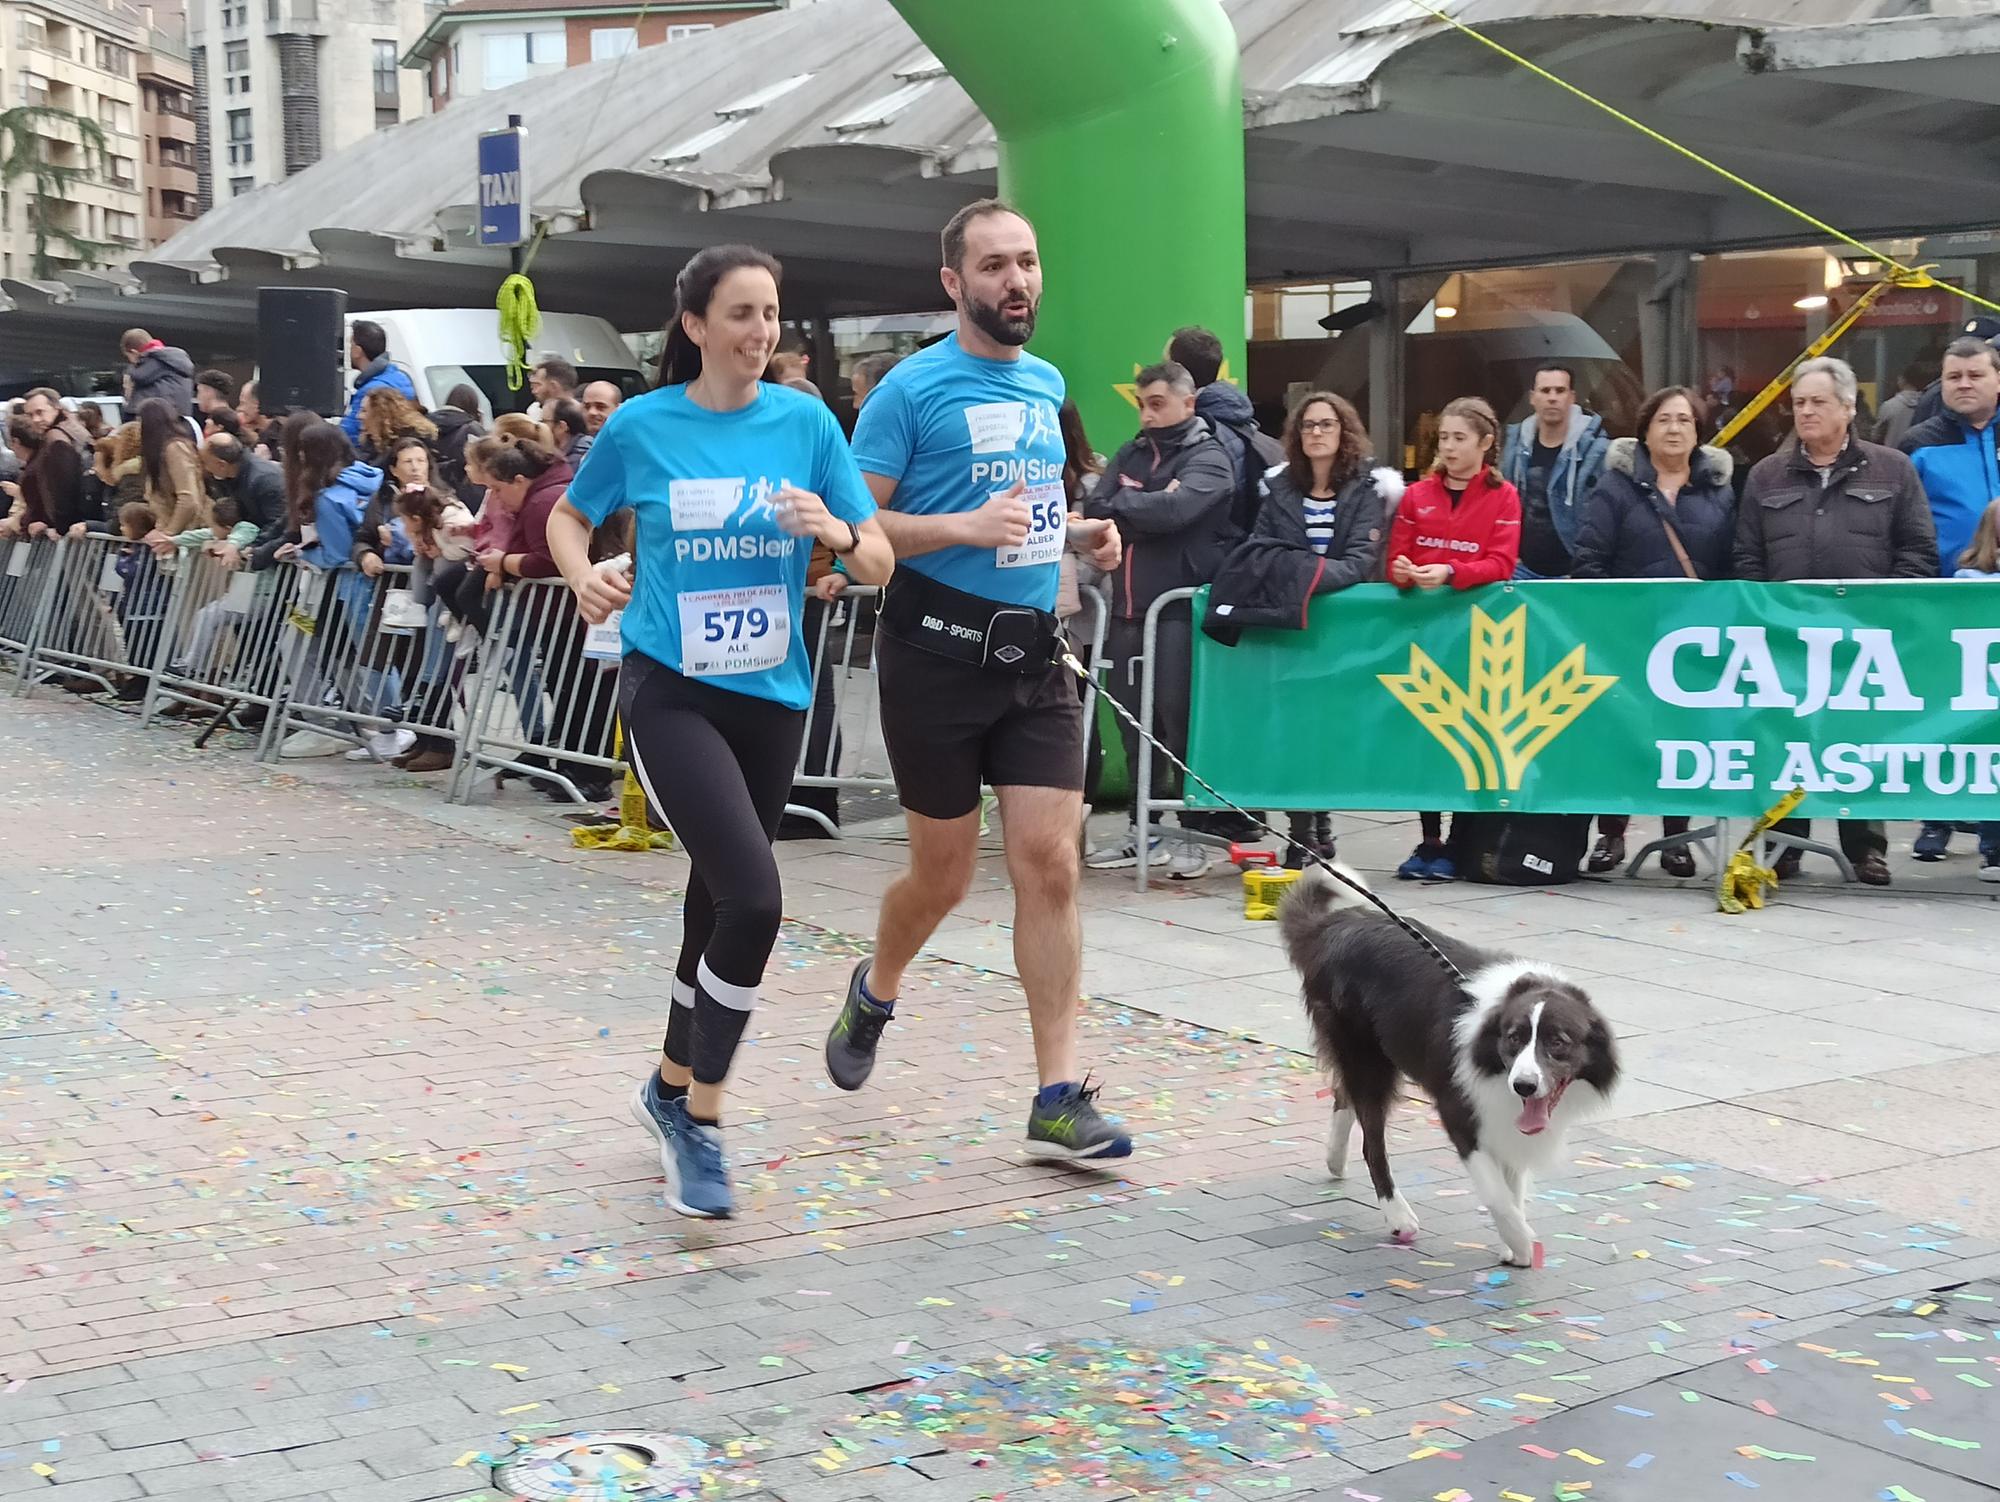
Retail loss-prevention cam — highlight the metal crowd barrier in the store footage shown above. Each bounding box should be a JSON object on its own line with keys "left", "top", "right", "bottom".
{"left": 17, "top": 532, "right": 189, "bottom": 699}
{"left": 4, "top": 533, "right": 73, "bottom": 690}
{"left": 261, "top": 560, "right": 473, "bottom": 765}
{"left": 449, "top": 575, "right": 623, "bottom": 805}
{"left": 3, "top": 536, "right": 1117, "bottom": 850}
{"left": 141, "top": 547, "right": 311, "bottom": 736}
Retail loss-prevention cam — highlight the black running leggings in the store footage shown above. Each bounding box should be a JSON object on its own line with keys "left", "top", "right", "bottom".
{"left": 620, "top": 651, "right": 805, "bottom": 1086}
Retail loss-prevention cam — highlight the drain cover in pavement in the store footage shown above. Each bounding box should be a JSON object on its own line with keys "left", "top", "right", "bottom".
{"left": 494, "top": 1432, "right": 713, "bottom": 1500}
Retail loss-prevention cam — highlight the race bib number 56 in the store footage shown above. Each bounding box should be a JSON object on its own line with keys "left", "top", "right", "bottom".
{"left": 678, "top": 584, "right": 789, "bottom": 677}
{"left": 996, "top": 482, "right": 1066, "bottom": 570}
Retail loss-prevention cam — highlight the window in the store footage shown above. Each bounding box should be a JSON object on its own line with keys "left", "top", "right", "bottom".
{"left": 230, "top": 176, "right": 253, "bottom": 197}
{"left": 372, "top": 39, "right": 397, "bottom": 97}
{"left": 96, "top": 40, "right": 132, "bottom": 76}
{"left": 483, "top": 31, "right": 563, "bottom": 91}
{"left": 226, "top": 41, "right": 248, "bottom": 72}
{"left": 667, "top": 24, "right": 715, "bottom": 41}
{"left": 98, "top": 97, "right": 133, "bottom": 133}
{"left": 482, "top": 34, "right": 528, "bottom": 91}
{"left": 591, "top": 28, "right": 637, "bottom": 60}
{"left": 18, "top": 71, "right": 52, "bottom": 108}
{"left": 108, "top": 154, "right": 136, "bottom": 186}
{"left": 17, "top": 16, "right": 47, "bottom": 51}
{"left": 107, "top": 210, "right": 139, "bottom": 241}
{"left": 227, "top": 108, "right": 251, "bottom": 142}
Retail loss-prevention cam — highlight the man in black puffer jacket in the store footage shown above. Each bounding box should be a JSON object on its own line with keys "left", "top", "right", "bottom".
{"left": 1081, "top": 360, "right": 1238, "bottom": 877}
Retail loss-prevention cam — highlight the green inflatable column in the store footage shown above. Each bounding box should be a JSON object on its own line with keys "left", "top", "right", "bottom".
{"left": 889, "top": 0, "right": 1248, "bottom": 450}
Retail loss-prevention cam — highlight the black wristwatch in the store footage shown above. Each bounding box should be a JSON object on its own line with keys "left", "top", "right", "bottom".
{"left": 831, "top": 518, "right": 860, "bottom": 555}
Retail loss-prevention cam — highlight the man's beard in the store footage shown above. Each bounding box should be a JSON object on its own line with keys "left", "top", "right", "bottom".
{"left": 967, "top": 290, "right": 1037, "bottom": 347}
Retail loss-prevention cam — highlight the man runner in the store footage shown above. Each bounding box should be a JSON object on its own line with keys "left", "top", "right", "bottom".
{"left": 822, "top": 199, "right": 1131, "bottom": 1162}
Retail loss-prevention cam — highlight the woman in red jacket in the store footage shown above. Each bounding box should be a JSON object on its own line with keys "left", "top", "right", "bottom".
{"left": 1389, "top": 396, "right": 1521, "bottom": 881}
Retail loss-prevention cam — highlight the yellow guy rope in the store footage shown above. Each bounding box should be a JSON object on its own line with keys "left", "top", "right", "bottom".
{"left": 1402, "top": 0, "right": 2000, "bottom": 318}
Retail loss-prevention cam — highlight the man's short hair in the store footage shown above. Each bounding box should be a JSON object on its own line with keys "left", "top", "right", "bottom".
{"left": 1943, "top": 335, "right": 2000, "bottom": 374}
{"left": 548, "top": 397, "right": 588, "bottom": 436}
{"left": 941, "top": 197, "right": 1028, "bottom": 272}
{"left": 196, "top": 368, "right": 237, "bottom": 402}
{"left": 120, "top": 328, "right": 152, "bottom": 354}
{"left": 1166, "top": 327, "right": 1225, "bottom": 388}
{"left": 850, "top": 351, "right": 900, "bottom": 391}
{"left": 1135, "top": 361, "right": 1196, "bottom": 398}
{"left": 1794, "top": 356, "right": 1859, "bottom": 410}
{"left": 24, "top": 386, "right": 62, "bottom": 408}
{"left": 350, "top": 320, "right": 387, "bottom": 361}
{"left": 205, "top": 407, "right": 244, "bottom": 438}
{"left": 1533, "top": 364, "right": 1577, "bottom": 389}
{"left": 535, "top": 357, "right": 580, "bottom": 392}
{"left": 207, "top": 434, "right": 247, "bottom": 467}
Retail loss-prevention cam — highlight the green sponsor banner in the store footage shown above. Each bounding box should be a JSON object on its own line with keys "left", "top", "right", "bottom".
{"left": 1187, "top": 580, "right": 2000, "bottom": 818}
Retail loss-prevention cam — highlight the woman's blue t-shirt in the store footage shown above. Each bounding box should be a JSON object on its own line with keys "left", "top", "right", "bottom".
{"left": 564, "top": 383, "right": 876, "bottom": 711}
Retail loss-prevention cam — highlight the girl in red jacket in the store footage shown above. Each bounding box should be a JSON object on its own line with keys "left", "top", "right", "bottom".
{"left": 1389, "top": 396, "right": 1522, "bottom": 881}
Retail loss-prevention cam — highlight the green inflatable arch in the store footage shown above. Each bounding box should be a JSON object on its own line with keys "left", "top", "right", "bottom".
{"left": 889, "top": 0, "right": 1248, "bottom": 451}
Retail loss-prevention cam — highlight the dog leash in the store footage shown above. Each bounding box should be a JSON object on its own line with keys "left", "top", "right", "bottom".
{"left": 1059, "top": 647, "right": 1473, "bottom": 988}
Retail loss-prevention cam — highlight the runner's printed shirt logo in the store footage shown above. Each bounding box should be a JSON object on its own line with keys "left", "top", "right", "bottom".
{"left": 965, "top": 397, "right": 1066, "bottom": 571}
{"left": 668, "top": 474, "right": 795, "bottom": 677}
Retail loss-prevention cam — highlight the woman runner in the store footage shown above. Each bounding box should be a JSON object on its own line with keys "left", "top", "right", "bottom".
{"left": 548, "top": 245, "right": 893, "bottom": 1219}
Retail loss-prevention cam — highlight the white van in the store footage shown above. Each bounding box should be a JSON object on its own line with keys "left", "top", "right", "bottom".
{"left": 343, "top": 308, "right": 646, "bottom": 418}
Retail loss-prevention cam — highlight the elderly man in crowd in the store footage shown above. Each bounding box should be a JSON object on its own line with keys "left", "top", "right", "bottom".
{"left": 1735, "top": 356, "right": 1937, "bottom": 888}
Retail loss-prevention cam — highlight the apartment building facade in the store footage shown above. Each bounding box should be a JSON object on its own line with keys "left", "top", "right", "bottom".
{"left": 1, "top": 0, "right": 149, "bottom": 278}
{"left": 186, "top": 0, "right": 427, "bottom": 209}
{"left": 404, "top": 0, "right": 783, "bottom": 112}
{"left": 136, "top": 16, "right": 196, "bottom": 244}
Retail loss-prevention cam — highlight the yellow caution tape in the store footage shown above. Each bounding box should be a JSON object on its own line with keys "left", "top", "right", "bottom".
{"left": 1719, "top": 789, "right": 1806, "bottom": 915}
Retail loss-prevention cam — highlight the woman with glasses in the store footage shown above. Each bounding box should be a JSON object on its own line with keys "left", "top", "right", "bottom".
{"left": 1572, "top": 385, "right": 1737, "bottom": 876}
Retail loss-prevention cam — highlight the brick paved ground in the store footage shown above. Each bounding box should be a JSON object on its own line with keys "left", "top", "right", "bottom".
{"left": 3, "top": 691, "right": 1997, "bottom": 1502}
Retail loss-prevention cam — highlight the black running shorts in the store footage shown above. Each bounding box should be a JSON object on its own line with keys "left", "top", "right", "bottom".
{"left": 875, "top": 627, "right": 1085, "bottom": 820}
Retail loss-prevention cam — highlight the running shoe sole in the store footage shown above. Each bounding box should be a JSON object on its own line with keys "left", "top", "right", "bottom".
{"left": 1022, "top": 1134, "right": 1134, "bottom": 1163}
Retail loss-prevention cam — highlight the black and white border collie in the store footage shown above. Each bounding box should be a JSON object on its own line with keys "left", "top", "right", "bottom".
{"left": 1278, "top": 864, "right": 1619, "bottom": 1266}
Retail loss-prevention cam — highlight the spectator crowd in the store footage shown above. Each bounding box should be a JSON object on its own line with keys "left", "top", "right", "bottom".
{"left": 5, "top": 306, "right": 1998, "bottom": 890}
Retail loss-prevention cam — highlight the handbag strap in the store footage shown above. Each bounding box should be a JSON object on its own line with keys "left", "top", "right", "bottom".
{"left": 1654, "top": 497, "right": 1700, "bottom": 580}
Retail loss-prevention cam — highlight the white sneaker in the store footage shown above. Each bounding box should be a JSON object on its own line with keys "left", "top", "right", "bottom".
{"left": 345, "top": 726, "right": 416, "bottom": 762}
{"left": 1167, "top": 841, "right": 1214, "bottom": 881}
{"left": 1085, "top": 831, "right": 1162, "bottom": 871}
{"left": 279, "top": 729, "right": 348, "bottom": 759}
{"left": 1980, "top": 860, "right": 2000, "bottom": 884}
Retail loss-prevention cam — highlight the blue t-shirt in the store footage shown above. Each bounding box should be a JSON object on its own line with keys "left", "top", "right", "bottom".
{"left": 564, "top": 383, "right": 875, "bottom": 711}
{"left": 849, "top": 332, "right": 1067, "bottom": 611}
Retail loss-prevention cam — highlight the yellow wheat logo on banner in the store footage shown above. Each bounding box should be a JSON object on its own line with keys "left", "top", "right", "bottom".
{"left": 1379, "top": 604, "right": 1617, "bottom": 792}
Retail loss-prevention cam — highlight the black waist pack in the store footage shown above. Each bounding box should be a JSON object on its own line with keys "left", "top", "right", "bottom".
{"left": 879, "top": 567, "right": 1062, "bottom": 674}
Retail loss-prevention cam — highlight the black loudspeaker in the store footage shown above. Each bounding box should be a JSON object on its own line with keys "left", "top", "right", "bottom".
{"left": 257, "top": 287, "right": 347, "bottom": 417}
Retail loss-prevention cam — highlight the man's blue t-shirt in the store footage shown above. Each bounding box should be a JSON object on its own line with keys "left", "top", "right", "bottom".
{"left": 849, "top": 332, "right": 1067, "bottom": 612}
{"left": 564, "top": 383, "right": 875, "bottom": 711}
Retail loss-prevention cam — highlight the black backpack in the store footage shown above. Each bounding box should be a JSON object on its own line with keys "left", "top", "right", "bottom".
{"left": 1214, "top": 414, "right": 1285, "bottom": 534}
{"left": 1449, "top": 813, "right": 1592, "bottom": 886}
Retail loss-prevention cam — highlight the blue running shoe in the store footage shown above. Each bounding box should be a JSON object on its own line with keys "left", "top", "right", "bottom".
{"left": 1025, "top": 1079, "right": 1132, "bottom": 1163}
{"left": 1913, "top": 823, "right": 1951, "bottom": 862}
{"left": 666, "top": 1098, "right": 734, "bottom": 1219}
{"left": 1397, "top": 842, "right": 1444, "bottom": 880}
{"left": 1425, "top": 855, "right": 1458, "bottom": 883}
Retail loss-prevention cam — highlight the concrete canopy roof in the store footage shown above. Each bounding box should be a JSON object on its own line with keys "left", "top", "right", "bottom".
{"left": 7, "top": 0, "right": 2000, "bottom": 371}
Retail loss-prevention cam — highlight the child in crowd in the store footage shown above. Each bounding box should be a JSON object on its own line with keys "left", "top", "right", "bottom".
{"left": 113, "top": 502, "right": 168, "bottom": 683}
{"left": 1387, "top": 395, "right": 1522, "bottom": 882}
